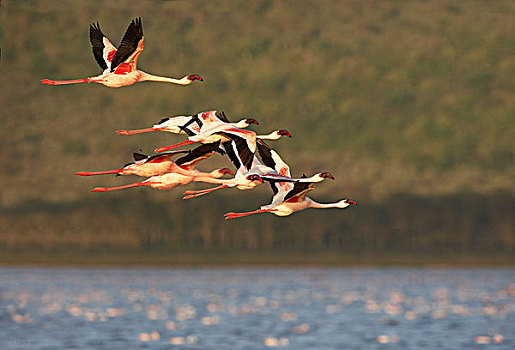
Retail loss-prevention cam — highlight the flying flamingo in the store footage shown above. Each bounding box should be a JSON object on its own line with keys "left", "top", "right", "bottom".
{"left": 224, "top": 174, "right": 357, "bottom": 220}
{"left": 92, "top": 167, "right": 233, "bottom": 192}
{"left": 172, "top": 129, "right": 292, "bottom": 199}
{"left": 181, "top": 174, "right": 269, "bottom": 198}
{"left": 116, "top": 110, "right": 258, "bottom": 137}
{"left": 182, "top": 134, "right": 294, "bottom": 200}
{"left": 153, "top": 122, "right": 290, "bottom": 154}
{"left": 76, "top": 150, "right": 190, "bottom": 177}
{"left": 182, "top": 133, "right": 334, "bottom": 200}
{"left": 76, "top": 141, "right": 224, "bottom": 178}
{"left": 91, "top": 142, "right": 233, "bottom": 192}
{"left": 41, "top": 18, "right": 203, "bottom": 88}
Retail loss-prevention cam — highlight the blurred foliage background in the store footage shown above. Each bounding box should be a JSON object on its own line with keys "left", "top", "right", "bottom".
{"left": 0, "top": 0, "right": 513, "bottom": 263}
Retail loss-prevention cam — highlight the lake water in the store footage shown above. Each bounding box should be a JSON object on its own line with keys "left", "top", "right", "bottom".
{"left": 0, "top": 267, "right": 513, "bottom": 349}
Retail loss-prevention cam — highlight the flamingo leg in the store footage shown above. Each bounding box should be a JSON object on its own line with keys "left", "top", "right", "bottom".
{"left": 117, "top": 128, "right": 157, "bottom": 135}
{"left": 76, "top": 169, "right": 122, "bottom": 176}
{"left": 154, "top": 140, "right": 196, "bottom": 153}
{"left": 41, "top": 78, "right": 92, "bottom": 85}
{"left": 183, "top": 185, "right": 229, "bottom": 200}
{"left": 92, "top": 181, "right": 151, "bottom": 192}
{"left": 224, "top": 209, "right": 277, "bottom": 220}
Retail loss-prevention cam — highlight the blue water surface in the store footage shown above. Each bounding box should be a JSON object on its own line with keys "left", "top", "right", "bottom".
{"left": 0, "top": 267, "right": 513, "bottom": 349}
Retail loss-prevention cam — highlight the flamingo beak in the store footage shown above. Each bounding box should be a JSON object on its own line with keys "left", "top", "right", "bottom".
{"left": 220, "top": 168, "right": 233, "bottom": 176}
{"left": 346, "top": 200, "right": 357, "bottom": 206}
{"left": 321, "top": 172, "right": 334, "bottom": 180}
{"left": 247, "top": 175, "right": 263, "bottom": 182}
{"left": 187, "top": 74, "right": 204, "bottom": 82}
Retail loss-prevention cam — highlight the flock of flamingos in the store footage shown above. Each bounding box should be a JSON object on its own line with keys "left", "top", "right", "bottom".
{"left": 42, "top": 18, "right": 356, "bottom": 220}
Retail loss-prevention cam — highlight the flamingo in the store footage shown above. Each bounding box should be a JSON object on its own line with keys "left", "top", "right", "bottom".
{"left": 91, "top": 142, "right": 233, "bottom": 192}
{"left": 181, "top": 173, "right": 269, "bottom": 197}
{"left": 41, "top": 18, "right": 203, "bottom": 88}
{"left": 76, "top": 141, "right": 225, "bottom": 178}
{"left": 116, "top": 110, "right": 258, "bottom": 136}
{"left": 92, "top": 167, "right": 233, "bottom": 192}
{"left": 182, "top": 136, "right": 328, "bottom": 200}
{"left": 76, "top": 150, "right": 190, "bottom": 177}
{"left": 224, "top": 174, "right": 357, "bottom": 220}
{"left": 175, "top": 129, "right": 294, "bottom": 199}
{"left": 153, "top": 122, "right": 290, "bottom": 154}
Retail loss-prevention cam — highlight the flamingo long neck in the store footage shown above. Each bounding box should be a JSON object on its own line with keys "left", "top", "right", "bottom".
{"left": 258, "top": 131, "right": 281, "bottom": 140}
{"left": 306, "top": 175, "right": 325, "bottom": 183}
{"left": 210, "top": 169, "right": 228, "bottom": 178}
{"left": 297, "top": 174, "right": 330, "bottom": 183}
{"left": 193, "top": 176, "right": 242, "bottom": 186}
{"left": 138, "top": 72, "right": 192, "bottom": 85}
{"left": 234, "top": 119, "right": 251, "bottom": 128}
{"left": 188, "top": 169, "right": 227, "bottom": 179}
{"left": 308, "top": 199, "right": 349, "bottom": 209}
{"left": 192, "top": 176, "right": 228, "bottom": 184}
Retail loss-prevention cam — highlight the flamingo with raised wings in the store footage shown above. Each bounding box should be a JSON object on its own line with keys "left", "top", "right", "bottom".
{"left": 41, "top": 18, "right": 203, "bottom": 88}
{"left": 182, "top": 135, "right": 333, "bottom": 200}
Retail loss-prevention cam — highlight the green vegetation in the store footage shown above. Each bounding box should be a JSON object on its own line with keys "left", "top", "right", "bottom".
{"left": 1, "top": 192, "right": 513, "bottom": 264}
{"left": 0, "top": 1, "right": 513, "bottom": 263}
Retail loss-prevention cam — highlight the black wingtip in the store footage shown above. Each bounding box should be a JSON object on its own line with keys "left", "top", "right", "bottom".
{"left": 157, "top": 117, "right": 170, "bottom": 125}
{"left": 133, "top": 152, "right": 148, "bottom": 161}
{"left": 215, "top": 110, "right": 230, "bottom": 123}
{"left": 133, "top": 17, "right": 143, "bottom": 33}
{"left": 215, "top": 144, "right": 226, "bottom": 156}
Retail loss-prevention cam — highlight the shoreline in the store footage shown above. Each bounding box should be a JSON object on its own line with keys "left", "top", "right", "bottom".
{"left": 1, "top": 251, "right": 513, "bottom": 268}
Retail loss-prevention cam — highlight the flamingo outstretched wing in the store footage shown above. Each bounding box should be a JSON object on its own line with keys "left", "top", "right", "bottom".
{"left": 121, "top": 150, "right": 190, "bottom": 168}
{"left": 257, "top": 139, "right": 291, "bottom": 177}
{"left": 256, "top": 139, "right": 293, "bottom": 195}
{"left": 89, "top": 22, "right": 117, "bottom": 71}
{"left": 283, "top": 178, "right": 315, "bottom": 202}
{"left": 178, "top": 110, "right": 230, "bottom": 135}
{"left": 110, "top": 17, "right": 144, "bottom": 72}
{"left": 221, "top": 134, "right": 256, "bottom": 171}
{"left": 175, "top": 141, "right": 224, "bottom": 170}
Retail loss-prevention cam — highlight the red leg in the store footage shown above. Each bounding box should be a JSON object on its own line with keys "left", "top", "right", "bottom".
{"left": 117, "top": 128, "right": 156, "bottom": 135}
{"left": 154, "top": 140, "right": 196, "bottom": 153}
{"left": 41, "top": 78, "right": 92, "bottom": 85}
{"left": 183, "top": 185, "right": 228, "bottom": 199}
{"left": 224, "top": 209, "right": 277, "bottom": 220}
{"left": 92, "top": 181, "right": 146, "bottom": 192}
{"left": 76, "top": 169, "right": 122, "bottom": 176}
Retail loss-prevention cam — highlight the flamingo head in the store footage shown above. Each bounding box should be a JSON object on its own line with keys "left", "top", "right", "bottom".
{"left": 277, "top": 129, "right": 292, "bottom": 138}
{"left": 335, "top": 199, "right": 357, "bottom": 209}
{"left": 187, "top": 74, "right": 204, "bottom": 82}
{"left": 218, "top": 168, "right": 234, "bottom": 176}
{"left": 320, "top": 172, "right": 335, "bottom": 180}
{"left": 245, "top": 118, "right": 259, "bottom": 126}
{"left": 246, "top": 174, "right": 263, "bottom": 183}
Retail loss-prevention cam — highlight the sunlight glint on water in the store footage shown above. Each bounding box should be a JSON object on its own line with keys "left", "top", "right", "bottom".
{"left": 0, "top": 267, "right": 514, "bottom": 349}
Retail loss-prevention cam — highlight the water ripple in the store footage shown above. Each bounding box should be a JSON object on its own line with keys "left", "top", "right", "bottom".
{"left": 0, "top": 267, "right": 513, "bottom": 349}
